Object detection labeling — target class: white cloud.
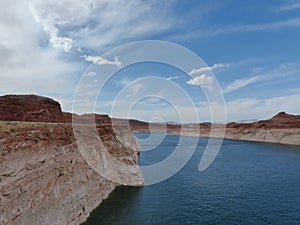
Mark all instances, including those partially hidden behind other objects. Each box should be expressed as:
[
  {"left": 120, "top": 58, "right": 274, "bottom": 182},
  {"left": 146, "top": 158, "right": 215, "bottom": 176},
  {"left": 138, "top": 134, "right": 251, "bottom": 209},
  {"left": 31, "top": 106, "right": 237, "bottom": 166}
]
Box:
[
  {"left": 94, "top": 93, "right": 300, "bottom": 123},
  {"left": 0, "top": 0, "right": 79, "bottom": 97},
  {"left": 29, "top": 4, "right": 73, "bottom": 52},
  {"left": 226, "top": 94, "right": 300, "bottom": 121},
  {"left": 119, "top": 78, "right": 132, "bottom": 86},
  {"left": 223, "top": 62, "right": 300, "bottom": 94},
  {"left": 28, "top": 0, "right": 176, "bottom": 51},
  {"left": 84, "top": 55, "right": 122, "bottom": 67},
  {"left": 84, "top": 71, "right": 96, "bottom": 77},
  {"left": 127, "top": 83, "right": 144, "bottom": 96},
  {"left": 230, "top": 18, "right": 300, "bottom": 32},
  {"left": 166, "top": 75, "right": 180, "bottom": 80},
  {"left": 186, "top": 74, "right": 214, "bottom": 86},
  {"left": 0, "top": 0, "right": 180, "bottom": 111},
  {"left": 189, "top": 63, "right": 228, "bottom": 75},
  {"left": 176, "top": 18, "right": 300, "bottom": 40},
  {"left": 223, "top": 76, "right": 261, "bottom": 93},
  {"left": 42, "top": 23, "right": 73, "bottom": 52},
  {"left": 276, "top": 1, "right": 300, "bottom": 12},
  {"left": 51, "top": 36, "right": 73, "bottom": 52}
]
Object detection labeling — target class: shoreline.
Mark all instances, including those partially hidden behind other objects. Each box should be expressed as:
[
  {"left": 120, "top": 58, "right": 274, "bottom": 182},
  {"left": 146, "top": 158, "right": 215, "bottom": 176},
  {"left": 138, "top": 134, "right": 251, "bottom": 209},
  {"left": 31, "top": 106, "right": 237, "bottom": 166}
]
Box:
[{"left": 134, "top": 128, "right": 300, "bottom": 146}]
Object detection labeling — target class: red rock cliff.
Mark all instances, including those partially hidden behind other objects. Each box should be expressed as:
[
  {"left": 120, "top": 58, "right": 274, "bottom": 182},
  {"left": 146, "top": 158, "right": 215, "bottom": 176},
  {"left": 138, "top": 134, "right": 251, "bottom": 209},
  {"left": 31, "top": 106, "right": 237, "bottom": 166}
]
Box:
[
  {"left": 0, "top": 95, "right": 63, "bottom": 123},
  {"left": 0, "top": 94, "right": 143, "bottom": 225}
]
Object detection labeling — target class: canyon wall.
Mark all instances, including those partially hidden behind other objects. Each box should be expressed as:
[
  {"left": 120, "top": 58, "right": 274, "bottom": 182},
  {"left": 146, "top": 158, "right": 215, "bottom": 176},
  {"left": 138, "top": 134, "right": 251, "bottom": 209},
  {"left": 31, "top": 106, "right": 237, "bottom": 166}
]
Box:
[{"left": 0, "top": 95, "right": 143, "bottom": 225}]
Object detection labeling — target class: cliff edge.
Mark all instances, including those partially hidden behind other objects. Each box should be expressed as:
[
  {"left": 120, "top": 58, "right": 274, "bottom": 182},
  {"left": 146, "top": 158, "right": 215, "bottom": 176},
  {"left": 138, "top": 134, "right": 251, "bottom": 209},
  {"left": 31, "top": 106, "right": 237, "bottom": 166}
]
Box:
[{"left": 0, "top": 95, "right": 143, "bottom": 225}]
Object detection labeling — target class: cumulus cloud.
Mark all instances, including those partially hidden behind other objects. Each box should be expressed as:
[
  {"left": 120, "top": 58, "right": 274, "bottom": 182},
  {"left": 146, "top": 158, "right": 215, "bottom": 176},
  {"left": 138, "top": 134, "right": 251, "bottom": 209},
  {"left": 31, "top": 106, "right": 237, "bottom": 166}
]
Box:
[
  {"left": 186, "top": 74, "right": 214, "bottom": 86},
  {"left": 84, "top": 55, "right": 122, "bottom": 67},
  {"left": 189, "top": 63, "right": 228, "bottom": 75}
]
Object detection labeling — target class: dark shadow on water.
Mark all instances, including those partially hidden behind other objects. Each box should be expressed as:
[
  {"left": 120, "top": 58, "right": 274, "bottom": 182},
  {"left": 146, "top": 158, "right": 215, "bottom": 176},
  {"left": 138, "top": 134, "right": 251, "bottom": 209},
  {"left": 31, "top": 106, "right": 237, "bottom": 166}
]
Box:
[{"left": 82, "top": 186, "right": 143, "bottom": 225}]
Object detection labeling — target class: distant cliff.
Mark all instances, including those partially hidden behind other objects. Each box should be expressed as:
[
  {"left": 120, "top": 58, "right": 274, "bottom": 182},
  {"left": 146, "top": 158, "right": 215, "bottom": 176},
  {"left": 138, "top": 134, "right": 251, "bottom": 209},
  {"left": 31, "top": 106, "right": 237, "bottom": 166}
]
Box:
[
  {"left": 217, "top": 112, "right": 300, "bottom": 145},
  {"left": 0, "top": 95, "right": 143, "bottom": 225},
  {"left": 125, "top": 111, "right": 300, "bottom": 146}
]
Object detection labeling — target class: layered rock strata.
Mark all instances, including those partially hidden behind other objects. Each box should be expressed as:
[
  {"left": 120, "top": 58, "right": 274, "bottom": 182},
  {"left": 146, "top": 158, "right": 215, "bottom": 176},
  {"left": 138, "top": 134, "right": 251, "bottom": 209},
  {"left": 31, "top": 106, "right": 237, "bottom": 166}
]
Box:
[{"left": 0, "top": 95, "right": 143, "bottom": 225}]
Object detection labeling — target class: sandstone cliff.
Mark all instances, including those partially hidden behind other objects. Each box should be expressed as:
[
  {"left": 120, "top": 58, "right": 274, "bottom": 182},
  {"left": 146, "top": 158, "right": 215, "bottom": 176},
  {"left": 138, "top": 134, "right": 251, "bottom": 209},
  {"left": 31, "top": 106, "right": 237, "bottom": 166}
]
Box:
[{"left": 0, "top": 95, "right": 143, "bottom": 225}]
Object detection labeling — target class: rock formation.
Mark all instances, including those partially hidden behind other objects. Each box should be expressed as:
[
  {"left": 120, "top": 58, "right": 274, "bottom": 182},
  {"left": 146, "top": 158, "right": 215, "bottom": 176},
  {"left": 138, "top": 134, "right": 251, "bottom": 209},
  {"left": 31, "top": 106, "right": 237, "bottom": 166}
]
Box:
[
  {"left": 0, "top": 95, "right": 143, "bottom": 225},
  {"left": 0, "top": 95, "right": 64, "bottom": 123},
  {"left": 170, "top": 112, "right": 300, "bottom": 145}
]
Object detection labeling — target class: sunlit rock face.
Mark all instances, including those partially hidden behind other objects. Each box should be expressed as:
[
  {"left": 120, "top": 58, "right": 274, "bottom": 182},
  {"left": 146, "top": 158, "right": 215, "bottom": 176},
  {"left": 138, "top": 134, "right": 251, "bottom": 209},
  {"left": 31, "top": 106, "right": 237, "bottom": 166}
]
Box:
[{"left": 0, "top": 95, "right": 143, "bottom": 225}]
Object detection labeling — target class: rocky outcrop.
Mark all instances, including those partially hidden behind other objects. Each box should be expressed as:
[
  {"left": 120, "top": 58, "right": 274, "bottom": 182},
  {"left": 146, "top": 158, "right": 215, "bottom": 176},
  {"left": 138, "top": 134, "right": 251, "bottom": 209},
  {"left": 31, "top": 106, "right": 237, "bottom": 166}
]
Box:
[
  {"left": 0, "top": 95, "right": 64, "bottom": 123},
  {"left": 0, "top": 95, "right": 143, "bottom": 225}
]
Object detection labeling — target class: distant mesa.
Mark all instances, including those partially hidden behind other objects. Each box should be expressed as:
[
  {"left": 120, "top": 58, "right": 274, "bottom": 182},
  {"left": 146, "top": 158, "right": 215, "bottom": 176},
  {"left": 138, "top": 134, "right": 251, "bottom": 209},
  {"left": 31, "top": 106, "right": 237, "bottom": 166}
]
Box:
[
  {"left": 270, "top": 111, "right": 299, "bottom": 121},
  {"left": 227, "top": 111, "right": 300, "bottom": 129}
]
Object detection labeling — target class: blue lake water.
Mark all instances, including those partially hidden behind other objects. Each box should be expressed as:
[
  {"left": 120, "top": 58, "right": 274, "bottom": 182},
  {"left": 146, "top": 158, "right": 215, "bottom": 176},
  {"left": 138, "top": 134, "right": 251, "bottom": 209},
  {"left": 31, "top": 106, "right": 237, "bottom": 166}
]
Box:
[{"left": 83, "top": 134, "right": 300, "bottom": 225}]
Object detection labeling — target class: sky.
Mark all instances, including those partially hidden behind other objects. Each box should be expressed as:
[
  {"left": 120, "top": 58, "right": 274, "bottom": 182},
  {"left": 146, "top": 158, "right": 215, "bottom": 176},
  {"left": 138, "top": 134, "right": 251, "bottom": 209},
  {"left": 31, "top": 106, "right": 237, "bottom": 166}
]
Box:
[{"left": 1, "top": 0, "right": 300, "bottom": 123}]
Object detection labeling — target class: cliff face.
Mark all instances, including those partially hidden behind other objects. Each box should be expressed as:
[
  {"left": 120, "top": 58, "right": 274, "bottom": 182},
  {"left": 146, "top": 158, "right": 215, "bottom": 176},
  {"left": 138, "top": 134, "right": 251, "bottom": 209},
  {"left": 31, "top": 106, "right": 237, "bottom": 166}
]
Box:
[
  {"left": 0, "top": 95, "right": 143, "bottom": 225},
  {"left": 0, "top": 95, "right": 64, "bottom": 123}
]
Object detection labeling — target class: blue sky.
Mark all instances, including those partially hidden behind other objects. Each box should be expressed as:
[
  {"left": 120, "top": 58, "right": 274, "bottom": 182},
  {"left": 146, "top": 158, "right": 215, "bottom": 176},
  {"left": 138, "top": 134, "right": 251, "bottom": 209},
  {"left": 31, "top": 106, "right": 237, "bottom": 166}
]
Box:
[{"left": 1, "top": 0, "right": 300, "bottom": 122}]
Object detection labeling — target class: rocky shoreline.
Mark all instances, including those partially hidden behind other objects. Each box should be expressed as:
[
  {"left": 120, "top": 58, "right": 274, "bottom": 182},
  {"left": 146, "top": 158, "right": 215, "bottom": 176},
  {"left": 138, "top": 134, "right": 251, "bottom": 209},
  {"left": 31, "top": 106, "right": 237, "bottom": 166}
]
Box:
[{"left": 174, "top": 127, "right": 300, "bottom": 146}]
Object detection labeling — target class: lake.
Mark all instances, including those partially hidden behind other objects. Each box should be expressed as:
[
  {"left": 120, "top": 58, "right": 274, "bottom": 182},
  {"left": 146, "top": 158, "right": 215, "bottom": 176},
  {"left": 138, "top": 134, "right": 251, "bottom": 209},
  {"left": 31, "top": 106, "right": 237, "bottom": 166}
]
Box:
[{"left": 83, "top": 134, "right": 300, "bottom": 225}]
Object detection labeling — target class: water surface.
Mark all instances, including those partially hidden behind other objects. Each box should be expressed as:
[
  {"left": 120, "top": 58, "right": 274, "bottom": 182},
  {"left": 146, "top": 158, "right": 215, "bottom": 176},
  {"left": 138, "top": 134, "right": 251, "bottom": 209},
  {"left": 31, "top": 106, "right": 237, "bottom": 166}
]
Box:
[{"left": 83, "top": 134, "right": 300, "bottom": 225}]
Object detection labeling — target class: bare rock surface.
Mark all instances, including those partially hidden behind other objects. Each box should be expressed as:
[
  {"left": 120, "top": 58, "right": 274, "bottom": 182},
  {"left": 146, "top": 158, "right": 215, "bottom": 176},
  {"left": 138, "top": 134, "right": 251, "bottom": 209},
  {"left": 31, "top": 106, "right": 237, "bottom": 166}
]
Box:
[
  {"left": 0, "top": 95, "right": 64, "bottom": 123},
  {"left": 0, "top": 95, "right": 143, "bottom": 225}
]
